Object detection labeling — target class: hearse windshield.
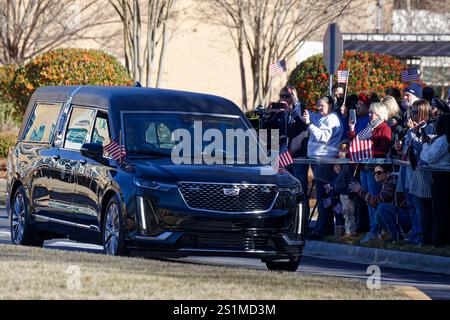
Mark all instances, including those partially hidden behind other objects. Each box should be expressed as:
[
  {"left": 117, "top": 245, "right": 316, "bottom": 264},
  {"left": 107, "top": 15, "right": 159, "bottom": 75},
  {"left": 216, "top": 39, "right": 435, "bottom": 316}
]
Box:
[{"left": 123, "top": 112, "right": 265, "bottom": 164}]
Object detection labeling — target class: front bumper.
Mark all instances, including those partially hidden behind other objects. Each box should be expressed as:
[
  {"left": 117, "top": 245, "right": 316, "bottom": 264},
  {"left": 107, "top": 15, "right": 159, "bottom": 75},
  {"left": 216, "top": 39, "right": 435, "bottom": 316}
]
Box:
[
  {"left": 128, "top": 230, "right": 304, "bottom": 259},
  {"left": 125, "top": 185, "right": 306, "bottom": 258}
]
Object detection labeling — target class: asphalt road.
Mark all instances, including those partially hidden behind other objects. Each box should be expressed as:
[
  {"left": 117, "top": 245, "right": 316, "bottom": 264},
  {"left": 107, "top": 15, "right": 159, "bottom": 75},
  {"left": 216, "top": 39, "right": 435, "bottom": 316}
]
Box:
[{"left": 1, "top": 208, "right": 450, "bottom": 300}]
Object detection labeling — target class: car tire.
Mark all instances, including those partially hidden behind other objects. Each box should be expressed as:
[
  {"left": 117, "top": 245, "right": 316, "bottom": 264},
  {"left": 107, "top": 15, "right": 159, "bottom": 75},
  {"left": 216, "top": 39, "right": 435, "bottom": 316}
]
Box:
[
  {"left": 265, "top": 256, "right": 301, "bottom": 272},
  {"left": 103, "top": 195, "right": 128, "bottom": 256},
  {"left": 10, "top": 186, "right": 44, "bottom": 247}
]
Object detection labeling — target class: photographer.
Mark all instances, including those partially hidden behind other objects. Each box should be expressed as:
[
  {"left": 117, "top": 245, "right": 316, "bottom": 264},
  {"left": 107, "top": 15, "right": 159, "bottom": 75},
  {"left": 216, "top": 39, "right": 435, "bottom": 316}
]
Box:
[{"left": 261, "top": 85, "right": 310, "bottom": 215}]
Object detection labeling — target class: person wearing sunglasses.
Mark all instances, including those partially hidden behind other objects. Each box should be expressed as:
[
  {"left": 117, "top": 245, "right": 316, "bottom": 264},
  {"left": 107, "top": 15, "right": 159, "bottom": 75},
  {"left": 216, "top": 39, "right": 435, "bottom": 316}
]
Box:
[{"left": 349, "top": 165, "right": 409, "bottom": 243}]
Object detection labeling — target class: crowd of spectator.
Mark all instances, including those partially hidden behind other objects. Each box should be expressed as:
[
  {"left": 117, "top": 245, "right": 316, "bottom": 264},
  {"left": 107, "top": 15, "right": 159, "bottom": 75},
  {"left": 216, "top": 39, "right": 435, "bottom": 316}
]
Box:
[{"left": 262, "top": 83, "right": 450, "bottom": 247}]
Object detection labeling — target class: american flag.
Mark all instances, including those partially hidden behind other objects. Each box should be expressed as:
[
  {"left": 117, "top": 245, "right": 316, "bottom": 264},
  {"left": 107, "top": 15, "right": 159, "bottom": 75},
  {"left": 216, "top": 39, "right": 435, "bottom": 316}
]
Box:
[
  {"left": 401, "top": 67, "right": 420, "bottom": 83},
  {"left": 276, "top": 143, "right": 294, "bottom": 169},
  {"left": 269, "top": 59, "right": 287, "bottom": 77},
  {"left": 349, "top": 125, "right": 373, "bottom": 161},
  {"left": 104, "top": 140, "right": 126, "bottom": 162},
  {"left": 337, "top": 70, "right": 349, "bottom": 83}
]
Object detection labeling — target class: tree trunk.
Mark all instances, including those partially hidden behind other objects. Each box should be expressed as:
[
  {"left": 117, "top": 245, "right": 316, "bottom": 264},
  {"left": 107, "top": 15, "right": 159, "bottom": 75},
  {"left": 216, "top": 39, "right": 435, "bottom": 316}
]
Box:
[
  {"left": 237, "top": 32, "right": 248, "bottom": 110},
  {"left": 156, "top": 19, "right": 168, "bottom": 88}
]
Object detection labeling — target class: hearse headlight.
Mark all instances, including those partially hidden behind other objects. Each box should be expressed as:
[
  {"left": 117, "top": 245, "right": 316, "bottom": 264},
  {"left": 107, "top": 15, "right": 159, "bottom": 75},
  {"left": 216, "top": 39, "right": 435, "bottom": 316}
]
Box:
[
  {"left": 278, "top": 185, "right": 302, "bottom": 195},
  {"left": 133, "top": 178, "right": 176, "bottom": 192}
]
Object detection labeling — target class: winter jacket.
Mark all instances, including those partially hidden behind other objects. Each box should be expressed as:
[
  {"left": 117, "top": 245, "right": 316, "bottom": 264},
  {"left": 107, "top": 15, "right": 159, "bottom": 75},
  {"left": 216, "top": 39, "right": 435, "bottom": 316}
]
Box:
[
  {"left": 349, "top": 121, "right": 392, "bottom": 158},
  {"left": 307, "top": 111, "right": 343, "bottom": 158}
]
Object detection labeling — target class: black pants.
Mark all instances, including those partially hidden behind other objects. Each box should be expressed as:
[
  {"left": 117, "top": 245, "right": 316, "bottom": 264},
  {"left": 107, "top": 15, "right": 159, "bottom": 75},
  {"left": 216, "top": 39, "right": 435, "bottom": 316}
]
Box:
[
  {"left": 354, "top": 195, "right": 370, "bottom": 233},
  {"left": 311, "top": 164, "right": 336, "bottom": 238},
  {"left": 431, "top": 172, "right": 450, "bottom": 246},
  {"left": 419, "top": 197, "right": 433, "bottom": 246}
]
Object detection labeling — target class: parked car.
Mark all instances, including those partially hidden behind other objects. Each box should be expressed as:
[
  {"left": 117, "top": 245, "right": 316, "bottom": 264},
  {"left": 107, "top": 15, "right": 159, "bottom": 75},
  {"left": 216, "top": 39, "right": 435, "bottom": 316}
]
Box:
[{"left": 7, "top": 86, "right": 305, "bottom": 271}]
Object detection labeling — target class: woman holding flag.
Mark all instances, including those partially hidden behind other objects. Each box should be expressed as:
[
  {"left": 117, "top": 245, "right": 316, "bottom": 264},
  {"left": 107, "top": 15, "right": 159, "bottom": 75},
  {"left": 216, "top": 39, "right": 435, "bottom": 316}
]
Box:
[{"left": 348, "top": 102, "right": 391, "bottom": 243}]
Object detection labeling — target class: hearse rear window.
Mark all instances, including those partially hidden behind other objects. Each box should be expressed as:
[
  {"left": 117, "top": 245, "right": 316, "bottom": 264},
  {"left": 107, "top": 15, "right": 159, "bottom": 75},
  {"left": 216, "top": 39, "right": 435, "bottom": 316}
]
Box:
[
  {"left": 22, "top": 103, "right": 63, "bottom": 143},
  {"left": 64, "top": 107, "right": 96, "bottom": 150}
]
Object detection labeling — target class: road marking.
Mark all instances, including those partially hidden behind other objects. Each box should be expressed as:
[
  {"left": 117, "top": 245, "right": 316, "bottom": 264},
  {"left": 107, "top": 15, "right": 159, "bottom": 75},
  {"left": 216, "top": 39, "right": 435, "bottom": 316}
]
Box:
[
  {"left": 45, "top": 241, "right": 102, "bottom": 250},
  {"left": 395, "top": 285, "right": 431, "bottom": 300}
]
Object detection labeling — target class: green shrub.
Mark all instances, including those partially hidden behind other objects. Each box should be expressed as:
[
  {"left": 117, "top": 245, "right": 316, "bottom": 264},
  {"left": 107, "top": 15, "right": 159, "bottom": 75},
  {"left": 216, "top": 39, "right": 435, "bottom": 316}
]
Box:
[
  {"left": 288, "top": 50, "right": 408, "bottom": 110},
  {"left": 1, "top": 48, "right": 133, "bottom": 121},
  {"left": 0, "top": 132, "right": 18, "bottom": 158}
]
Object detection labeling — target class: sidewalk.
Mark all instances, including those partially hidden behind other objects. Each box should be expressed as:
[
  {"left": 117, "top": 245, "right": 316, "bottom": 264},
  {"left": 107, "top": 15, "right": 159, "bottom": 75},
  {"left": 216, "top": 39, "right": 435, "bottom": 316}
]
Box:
[
  {"left": 0, "top": 178, "right": 5, "bottom": 206},
  {"left": 304, "top": 240, "right": 450, "bottom": 275}
]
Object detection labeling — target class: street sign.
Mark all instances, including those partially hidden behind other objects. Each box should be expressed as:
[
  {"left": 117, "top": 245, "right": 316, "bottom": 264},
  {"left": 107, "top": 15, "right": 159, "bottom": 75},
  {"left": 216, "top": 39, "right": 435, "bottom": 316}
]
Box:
[
  {"left": 323, "top": 23, "right": 343, "bottom": 74},
  {"left": 323, "top": 23, "right": 343, "bottom": 94}
]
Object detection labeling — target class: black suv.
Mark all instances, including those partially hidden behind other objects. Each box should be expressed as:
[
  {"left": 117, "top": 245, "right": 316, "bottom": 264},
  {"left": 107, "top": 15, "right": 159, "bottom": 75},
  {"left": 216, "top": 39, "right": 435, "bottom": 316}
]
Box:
[{"left": 7, "top": 86, "right": 306, "bottom": 271}]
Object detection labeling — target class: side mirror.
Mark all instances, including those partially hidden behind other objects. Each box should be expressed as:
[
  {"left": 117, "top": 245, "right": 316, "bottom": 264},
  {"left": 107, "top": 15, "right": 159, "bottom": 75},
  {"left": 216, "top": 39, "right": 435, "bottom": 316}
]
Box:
[{"left": 80, "top": 143, "right": 104, "bottom": 161}]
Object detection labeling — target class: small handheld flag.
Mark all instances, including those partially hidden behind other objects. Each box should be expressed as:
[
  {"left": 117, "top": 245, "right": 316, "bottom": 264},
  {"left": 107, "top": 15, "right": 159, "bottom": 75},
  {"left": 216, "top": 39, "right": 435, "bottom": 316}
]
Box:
[
  {"left": 269, "top": 59, "right": 287, "bottom": 77},
  {"left": 349, "top": 125, "right": 373, "bottom": 161},
  {"left": 277, "top": 143, "right": 294, "bottom": 168},
  {"left": 401, "top": 67, "right": 420, "bottom": 83},
  {"left": 104, "top": 140, "right": 126, "bottom": 162},
  {"left": 337, "top": 70, "right": 349, "bottom": 83}
]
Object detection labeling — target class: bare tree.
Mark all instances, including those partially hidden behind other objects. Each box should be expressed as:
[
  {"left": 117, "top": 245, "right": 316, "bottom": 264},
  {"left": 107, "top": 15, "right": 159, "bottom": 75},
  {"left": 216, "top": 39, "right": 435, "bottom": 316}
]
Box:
[
  {"left": 109, "top": 0, "right": 178, "bottom": 87},
  {"left": 203, "top": 0, "right": 353, "bottom": 110},
  {"left": 0, "top": 0, "right": 116, "bottom": 65}
]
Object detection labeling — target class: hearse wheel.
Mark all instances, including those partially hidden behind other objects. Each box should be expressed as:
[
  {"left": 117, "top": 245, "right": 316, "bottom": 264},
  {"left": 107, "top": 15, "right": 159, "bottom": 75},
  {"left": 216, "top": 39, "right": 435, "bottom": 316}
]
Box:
[
  {"left": 264, "top": 256, "right": 301, "bottom": 272},
  {"left": 103, "top": 195, "right": 128, "bottom": 256},
  {"left": 10, "top": 186, "right": 44, "bottom": 247}
]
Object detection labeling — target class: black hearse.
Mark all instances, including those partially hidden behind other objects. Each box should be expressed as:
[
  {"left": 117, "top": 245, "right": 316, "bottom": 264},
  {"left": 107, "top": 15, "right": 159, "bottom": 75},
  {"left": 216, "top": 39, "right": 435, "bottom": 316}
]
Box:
[{"left": 7, "top": 86, "right": 305, "bottom": 271}]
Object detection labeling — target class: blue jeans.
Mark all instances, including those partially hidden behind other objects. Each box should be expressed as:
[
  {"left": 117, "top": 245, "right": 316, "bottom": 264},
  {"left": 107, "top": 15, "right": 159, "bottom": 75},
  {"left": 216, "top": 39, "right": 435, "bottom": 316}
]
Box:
[
  {"left": 288, "top": 163, "right": 310, "bottom": 217},
  {"left": 413, "top": 196, "right": 432, "bottom": 245},
  {"left": 406, "top": 190, "right": 422, "bottom": 242},
  {"left": 377, "top": 203, "right": 411, "bottom": 241},
  {"left": 360, "top": 169, "right": 382, "bottom": 237}
]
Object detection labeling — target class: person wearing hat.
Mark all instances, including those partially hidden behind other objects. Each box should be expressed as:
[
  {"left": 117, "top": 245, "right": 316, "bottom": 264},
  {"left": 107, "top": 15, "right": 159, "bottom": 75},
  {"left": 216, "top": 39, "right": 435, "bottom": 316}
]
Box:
[
  {"left": 403, "top": 83, "right": 422, "bottom": 117},
  {"left": 422, "top": 87, "right": 435, "bottom": 104}
]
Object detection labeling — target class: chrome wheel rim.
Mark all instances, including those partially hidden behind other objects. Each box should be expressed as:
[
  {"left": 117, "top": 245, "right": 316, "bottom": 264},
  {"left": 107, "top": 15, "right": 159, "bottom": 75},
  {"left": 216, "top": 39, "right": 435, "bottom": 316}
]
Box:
[
  {"left": 104, "top": 203, "right": 120, "bottom": 255},
  {"left": 11, "top": 193, "right": 25, "bottom": 244}
]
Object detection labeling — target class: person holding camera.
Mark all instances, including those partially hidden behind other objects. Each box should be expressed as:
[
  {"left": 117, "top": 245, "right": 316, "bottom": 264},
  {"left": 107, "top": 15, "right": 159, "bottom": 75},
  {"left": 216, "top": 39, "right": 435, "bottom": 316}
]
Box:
[
  {"left": 396, "top": 99, "right": 436, "bottom": 245},
  {"left": 262, "top": 85, "right": 310, "bottom": 214},
  {"left": 420, "top": 114, "right": 450, "bottom": 246},
  {"left": 302, "top": 96, "right": 343, "bottom": 240}
]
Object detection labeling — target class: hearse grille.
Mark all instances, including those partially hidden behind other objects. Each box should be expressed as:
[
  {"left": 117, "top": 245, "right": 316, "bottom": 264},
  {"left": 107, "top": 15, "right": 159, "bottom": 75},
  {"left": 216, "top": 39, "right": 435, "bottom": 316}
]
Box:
[
  {"left": 178, "top": 233, "right": 276, "bottom": 251},
  {"left": 178, "top": 183, "right": 277, "bottom": 213}
]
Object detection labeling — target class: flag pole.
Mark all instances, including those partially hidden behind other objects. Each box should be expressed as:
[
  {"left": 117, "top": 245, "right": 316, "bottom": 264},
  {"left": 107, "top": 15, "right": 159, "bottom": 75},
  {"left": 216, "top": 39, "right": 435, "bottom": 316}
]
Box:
[
  {"left": 343, "top": 69, "right": 351, "bottom": 106},
  {"left": 118, "top": 129, "right": 122, "bottom": 164}
]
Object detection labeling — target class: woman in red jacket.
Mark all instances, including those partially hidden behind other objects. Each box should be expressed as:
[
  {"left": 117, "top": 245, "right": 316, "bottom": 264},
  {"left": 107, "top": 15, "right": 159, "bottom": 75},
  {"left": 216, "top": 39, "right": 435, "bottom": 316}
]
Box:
[{"left": 348, "top": 102, "right": 392, "bottom": 243}]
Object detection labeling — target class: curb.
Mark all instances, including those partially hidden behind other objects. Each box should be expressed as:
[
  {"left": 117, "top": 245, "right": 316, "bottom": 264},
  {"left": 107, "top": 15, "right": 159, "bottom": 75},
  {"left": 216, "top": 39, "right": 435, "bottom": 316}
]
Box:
[{"left": 304, "top": 240, "right": 450, "bottom": 275}]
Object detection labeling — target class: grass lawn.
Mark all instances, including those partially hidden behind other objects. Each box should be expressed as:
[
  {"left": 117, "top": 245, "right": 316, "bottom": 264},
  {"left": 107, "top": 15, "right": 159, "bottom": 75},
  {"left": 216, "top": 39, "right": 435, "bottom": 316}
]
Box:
[
  {"left": 0, "top": 243, "right": 410, "bottom": 300},
  {"left": 324, "top": 234, "right": 450, "bottom": 258}
]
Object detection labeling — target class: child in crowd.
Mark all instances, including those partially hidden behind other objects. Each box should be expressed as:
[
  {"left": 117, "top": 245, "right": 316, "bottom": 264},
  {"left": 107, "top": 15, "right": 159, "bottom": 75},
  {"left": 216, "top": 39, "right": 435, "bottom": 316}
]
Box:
[{"left": 321, "top": 142, "right": 357, "bottom": 239}]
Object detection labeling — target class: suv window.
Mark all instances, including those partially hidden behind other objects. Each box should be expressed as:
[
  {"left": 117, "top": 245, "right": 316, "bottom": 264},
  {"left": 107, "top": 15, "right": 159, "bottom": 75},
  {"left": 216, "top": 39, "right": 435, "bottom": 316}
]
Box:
[
  {"left": 91, "top": 112, "right": 111, "bottom": 154},
  {"left": 22, "top": 103, "right": 63, "bottom": 143},
  {"left": 64, "top": 107, "right": 96, "bottom": 150}
]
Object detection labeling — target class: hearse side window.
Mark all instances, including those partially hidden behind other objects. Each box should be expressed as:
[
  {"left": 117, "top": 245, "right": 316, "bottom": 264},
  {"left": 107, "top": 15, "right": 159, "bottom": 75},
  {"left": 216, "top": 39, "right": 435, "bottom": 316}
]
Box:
[
  {"left": 64, "top": 107, "right": 96, "bottom": 150},
  {"left": 91, "top": 111, "right": 111, "bottom": 154},
  {"left": 22, "top": 103, "right": 63, "bottom": 143}
]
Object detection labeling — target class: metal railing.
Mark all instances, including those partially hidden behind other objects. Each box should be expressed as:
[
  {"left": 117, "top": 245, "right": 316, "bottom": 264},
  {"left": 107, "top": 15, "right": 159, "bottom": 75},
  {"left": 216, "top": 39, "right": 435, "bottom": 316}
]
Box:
[{"left": 292, "top": 158, "right": 450, "bottom": 172}]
